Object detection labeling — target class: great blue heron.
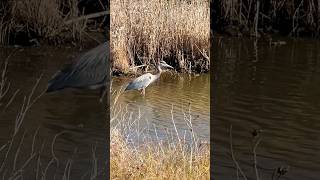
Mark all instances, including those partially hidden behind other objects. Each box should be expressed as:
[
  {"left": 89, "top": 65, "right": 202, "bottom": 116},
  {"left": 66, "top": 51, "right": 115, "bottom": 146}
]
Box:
[
  {"left": 125, "top": 60, "right": 173, "bottom": 96},
  {"left": 46, "top": 42, "right": 109, "bottom": 102}
]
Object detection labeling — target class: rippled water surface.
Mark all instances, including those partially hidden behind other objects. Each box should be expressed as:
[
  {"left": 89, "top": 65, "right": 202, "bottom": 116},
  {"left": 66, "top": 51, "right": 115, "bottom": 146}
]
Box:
[
  {"left": 112, "top": 73, "right": 210, "bottom": 141},
  {"left": 0, "top": 46, "right": 106, "bottom": 179},
  {"left": 0, "top": 45, "right": 210, "bottom": 178},
  {"left": 213, "top": 37, "right": 320, "bottom": 179}
]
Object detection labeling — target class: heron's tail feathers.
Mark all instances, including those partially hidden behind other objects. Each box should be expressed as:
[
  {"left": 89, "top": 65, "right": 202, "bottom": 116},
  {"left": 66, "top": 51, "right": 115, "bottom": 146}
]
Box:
[{"left": 124, "top": 82, "right": 134, "bottom": 91}]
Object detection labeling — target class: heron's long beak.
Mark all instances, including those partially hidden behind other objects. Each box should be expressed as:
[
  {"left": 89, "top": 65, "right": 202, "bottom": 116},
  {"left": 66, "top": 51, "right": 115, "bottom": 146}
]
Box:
[{"left": 163, "top": 64, "right": 174, "bottom": 69}]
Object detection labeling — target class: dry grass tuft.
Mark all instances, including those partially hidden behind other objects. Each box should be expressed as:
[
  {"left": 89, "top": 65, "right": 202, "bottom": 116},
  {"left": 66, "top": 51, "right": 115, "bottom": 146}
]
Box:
[
  {"left": 0, "top": 0, "right": 88, "bottom": 45},
  {"left": 110, "top": 0, "right": 210, "bottom": 73},
  {"left": 111, "top": 129, "right": 210, "bottom": 180},
  {"left": 110, "top": 91, "right": 210, "bottom": 179}
]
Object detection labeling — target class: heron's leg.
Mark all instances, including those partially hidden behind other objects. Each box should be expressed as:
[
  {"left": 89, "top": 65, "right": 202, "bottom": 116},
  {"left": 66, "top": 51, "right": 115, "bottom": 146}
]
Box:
[
  {"left": 142, "top": 88, "right": 145, "bottom": 96},
  {"left": 99, "top": 86, "right": 107, "bottom": 103}
]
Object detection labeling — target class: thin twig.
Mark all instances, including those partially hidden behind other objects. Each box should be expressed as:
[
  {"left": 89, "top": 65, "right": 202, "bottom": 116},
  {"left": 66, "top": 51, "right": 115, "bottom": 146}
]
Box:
[
  {"left": 253, "top": 138, "right": 262, "bottom": 180},
  {"left": 229, "top": 125, "right": 248, "bottom": 180}
]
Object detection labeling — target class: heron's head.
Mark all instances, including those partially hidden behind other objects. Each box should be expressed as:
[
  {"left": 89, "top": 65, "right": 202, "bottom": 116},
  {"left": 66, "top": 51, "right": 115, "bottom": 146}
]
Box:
[{"left": 159, "top": 60, "right": 174, "bottom": 69}]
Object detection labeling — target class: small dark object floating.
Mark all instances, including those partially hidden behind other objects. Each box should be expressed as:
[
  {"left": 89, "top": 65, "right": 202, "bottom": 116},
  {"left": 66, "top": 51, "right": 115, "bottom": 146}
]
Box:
[{"left": 252, "top": 129, "right": 263, "bottom": 137}]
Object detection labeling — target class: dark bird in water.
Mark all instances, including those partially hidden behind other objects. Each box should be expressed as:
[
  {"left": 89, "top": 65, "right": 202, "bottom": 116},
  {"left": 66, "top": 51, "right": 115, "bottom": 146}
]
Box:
[
  {"left": 46, "top": 42, "right": 109, "bottom": 102},
  {"left": 125, "top": 60, "right": 173, "bottom": 96}
]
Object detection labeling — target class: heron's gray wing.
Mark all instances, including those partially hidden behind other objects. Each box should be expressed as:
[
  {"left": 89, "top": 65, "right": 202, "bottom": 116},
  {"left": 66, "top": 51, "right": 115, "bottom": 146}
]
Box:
[
  {"left": 125, "top": 73, "right": 153, "bottom": 90},
  {"left": 47, "top": 42, "right": 109, "bottom": 92}
]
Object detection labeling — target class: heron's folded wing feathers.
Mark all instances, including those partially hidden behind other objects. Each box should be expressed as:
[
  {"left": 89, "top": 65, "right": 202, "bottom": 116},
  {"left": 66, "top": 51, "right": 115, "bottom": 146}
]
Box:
[{"left": 125, "top": 73, "right": 152, "bottom": 90}]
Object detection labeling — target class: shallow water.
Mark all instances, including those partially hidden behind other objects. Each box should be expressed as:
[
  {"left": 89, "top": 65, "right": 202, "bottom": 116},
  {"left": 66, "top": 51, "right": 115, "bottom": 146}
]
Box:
[
  {"left": 213, "top": 37, "right": 320, "bottom": 179},
  {"left": 111, "top": 73, "right": 210, "bottom": 141},
  {"left": 0, "top": 46, "right": 107, "bottom": 179},
  {"left": 0, "top": 45, "right": 210, "bottom": 178}
]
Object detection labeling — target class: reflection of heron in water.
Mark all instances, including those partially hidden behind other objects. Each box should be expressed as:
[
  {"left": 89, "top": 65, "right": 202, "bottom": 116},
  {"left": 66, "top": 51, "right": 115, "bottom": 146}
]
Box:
[
  {"left": 46, "top": 42, "right": 109, "bottom": 102},
  {"left": 125, "top": 60, "right": 174, "bottom": 96}
]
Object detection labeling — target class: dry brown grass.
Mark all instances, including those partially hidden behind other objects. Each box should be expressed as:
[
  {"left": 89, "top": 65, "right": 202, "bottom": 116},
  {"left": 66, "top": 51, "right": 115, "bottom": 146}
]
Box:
[
  {"left": 110, "top": 90, "right": 210, "bottom": 180},
  {"left": 111, "top": 129, "right": 209, "bottom": 180},
  {"left": 0, "top": 0, "right": 88, "bottom": 45},
  {"left": 110, "top": 0, "right": 210, "bottom": 73}
]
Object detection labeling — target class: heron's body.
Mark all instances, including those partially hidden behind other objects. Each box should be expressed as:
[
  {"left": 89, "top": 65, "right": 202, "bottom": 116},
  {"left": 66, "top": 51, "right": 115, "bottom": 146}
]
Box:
[
  {"left": 125, "top": 61, "right": 173, "bottom": 95},
  {"left": 46, "top": 42, "right": 109, "bottom": 102}
]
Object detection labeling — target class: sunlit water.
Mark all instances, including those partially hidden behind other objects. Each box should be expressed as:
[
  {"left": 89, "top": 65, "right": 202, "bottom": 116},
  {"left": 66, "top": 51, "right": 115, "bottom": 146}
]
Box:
[
  {"left": 213, "top": 37, "right": 320, "bottom": 180},
  {"left": 0, "top": 46, "right": 106, "bottom": 179},
  {"left": 111, "top": 73, "right": 210, "bottom": 142},
  {"left": 0, "top": 45, "right": 210, "bottom": 178}
]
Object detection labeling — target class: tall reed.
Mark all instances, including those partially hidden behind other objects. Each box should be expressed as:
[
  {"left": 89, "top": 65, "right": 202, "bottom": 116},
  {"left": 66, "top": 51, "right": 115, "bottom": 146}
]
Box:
[
  {"left": 111, "top": 0, "right": 210, "bottom": 73},
  {"left": 214, "top": 0, "right": 320, "bottom": 37},
  {"left": 0, "top": 0, "right": 89, "bottom": 45}
]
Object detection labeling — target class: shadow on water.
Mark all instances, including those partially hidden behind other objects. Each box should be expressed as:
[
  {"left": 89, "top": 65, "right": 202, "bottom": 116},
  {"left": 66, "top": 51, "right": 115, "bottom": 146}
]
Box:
[
  {"left": 213, "top": 37, "right": 320, "bottom": 180},
  {"left": 0, "top": 46, "right": 106, "bottom": 179}
]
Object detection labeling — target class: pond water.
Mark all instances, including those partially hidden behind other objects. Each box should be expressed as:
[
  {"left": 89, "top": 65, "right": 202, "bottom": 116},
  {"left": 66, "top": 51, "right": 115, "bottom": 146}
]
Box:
[
  {"left": 0, "top": 45, "right": 210, "bottom": 178},
  {"left": 213, "top": 37, "right": 320, "bottom": 180},
  {"left": 0, "top": 46, "right": 107, "bottom": 179},
  {"left": 111, "top": 73, "right": 210, "bottom": 142}
]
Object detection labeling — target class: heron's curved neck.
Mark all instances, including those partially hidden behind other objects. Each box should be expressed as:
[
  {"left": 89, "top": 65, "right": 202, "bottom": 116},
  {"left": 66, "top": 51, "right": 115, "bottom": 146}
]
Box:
[
  {"left": 153, "top": 65, "right": 162, "bottom": 80},
  {"left": 156, "top": 64, "right": 162, "bottom": 73}
]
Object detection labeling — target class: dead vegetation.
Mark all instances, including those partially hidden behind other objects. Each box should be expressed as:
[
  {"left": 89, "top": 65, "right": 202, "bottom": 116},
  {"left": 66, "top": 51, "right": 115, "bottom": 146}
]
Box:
[
  {"left": 229, "top": 125, "right": 290, "bottom": 180},
  {"left": 110, "top": 89, "right": 210, "bottom": 179},
  {"left": 213, "top": 0, "right": 320, "bottom": 37},
  {"left": 110, "top": 0, "right": 210, "bottom": 73},
  {"left": 0, "top": 53, "right": 102, "bottom": 179},
  {"left": 0, "top": 0, "right": 107, "bottom": 45}
]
